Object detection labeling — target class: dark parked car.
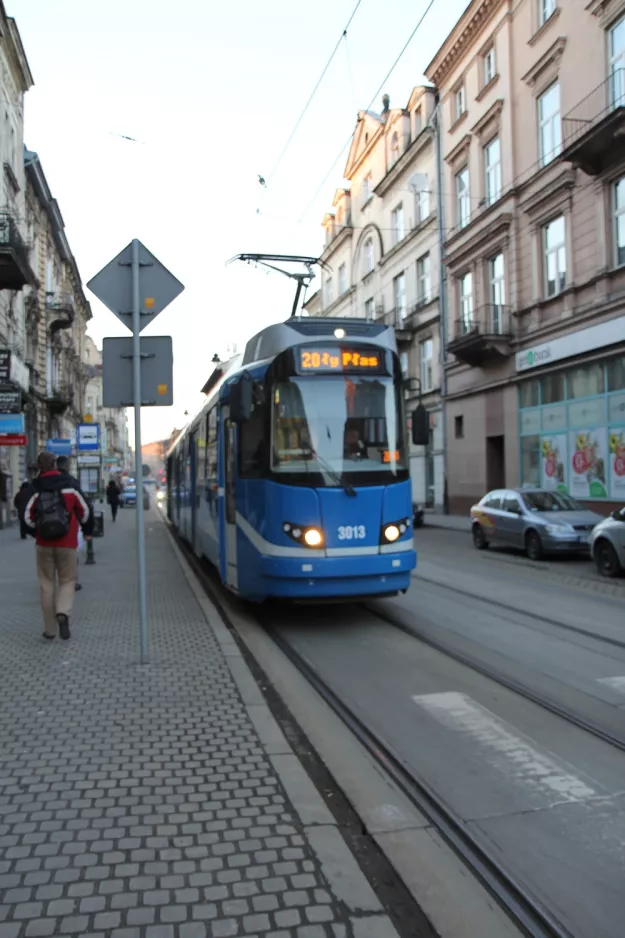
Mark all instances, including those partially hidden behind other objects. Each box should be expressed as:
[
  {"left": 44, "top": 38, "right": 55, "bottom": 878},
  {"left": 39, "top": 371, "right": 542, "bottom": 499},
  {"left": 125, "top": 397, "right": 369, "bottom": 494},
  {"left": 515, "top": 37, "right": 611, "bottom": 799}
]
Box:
[{"left": 470, "top": 488, "right": 604, "bottom": 561}]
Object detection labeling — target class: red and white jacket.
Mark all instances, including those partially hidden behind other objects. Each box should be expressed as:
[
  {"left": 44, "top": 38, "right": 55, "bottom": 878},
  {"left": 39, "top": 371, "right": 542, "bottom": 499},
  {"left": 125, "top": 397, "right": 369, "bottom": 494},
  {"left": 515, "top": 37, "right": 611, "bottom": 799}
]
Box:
[{"left": 24, "top": 471, "right": 94, "bottom": 549}]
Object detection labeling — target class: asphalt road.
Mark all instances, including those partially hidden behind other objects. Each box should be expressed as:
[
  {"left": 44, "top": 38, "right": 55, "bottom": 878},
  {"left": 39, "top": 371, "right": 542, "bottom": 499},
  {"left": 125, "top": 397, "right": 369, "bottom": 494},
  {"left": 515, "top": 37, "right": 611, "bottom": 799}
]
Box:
[{"left": 268, "top": 527, "right": 625, "bottom": 938}]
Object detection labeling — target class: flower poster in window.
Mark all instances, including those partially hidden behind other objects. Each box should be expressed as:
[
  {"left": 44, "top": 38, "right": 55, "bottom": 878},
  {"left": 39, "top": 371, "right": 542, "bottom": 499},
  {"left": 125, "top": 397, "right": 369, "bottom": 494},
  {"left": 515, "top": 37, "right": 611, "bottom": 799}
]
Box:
[
  {"left": 609, "top": 429, "right": 625, "bottom": 500},
  {"left": 540, "top": 435, "right": 567, "bottom": 493},
  {"left": 569, "top": 428, "right": 608, "bottom": 499}
]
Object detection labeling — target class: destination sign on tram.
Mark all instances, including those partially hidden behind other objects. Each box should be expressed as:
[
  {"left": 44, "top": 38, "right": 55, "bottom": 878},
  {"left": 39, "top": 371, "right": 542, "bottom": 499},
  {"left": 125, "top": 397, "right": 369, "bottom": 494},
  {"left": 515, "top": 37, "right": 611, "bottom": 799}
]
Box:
[{"left": 297, "top": 347, "right": 386, "bottom": 374}]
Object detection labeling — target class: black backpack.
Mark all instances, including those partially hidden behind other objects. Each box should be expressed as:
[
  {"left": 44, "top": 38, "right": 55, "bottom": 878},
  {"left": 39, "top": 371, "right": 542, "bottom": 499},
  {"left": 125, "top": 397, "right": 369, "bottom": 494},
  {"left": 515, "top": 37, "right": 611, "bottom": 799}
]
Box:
[{"left": 35, "top": 489, "right": 70, "bottom": 540}]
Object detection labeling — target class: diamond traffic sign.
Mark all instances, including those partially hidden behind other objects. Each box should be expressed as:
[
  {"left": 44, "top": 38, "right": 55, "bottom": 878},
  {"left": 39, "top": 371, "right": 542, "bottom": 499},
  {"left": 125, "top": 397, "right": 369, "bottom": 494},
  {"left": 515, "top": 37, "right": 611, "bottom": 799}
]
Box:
[{"left": 86, "top": 240, "right": 184, "bottom": 333}]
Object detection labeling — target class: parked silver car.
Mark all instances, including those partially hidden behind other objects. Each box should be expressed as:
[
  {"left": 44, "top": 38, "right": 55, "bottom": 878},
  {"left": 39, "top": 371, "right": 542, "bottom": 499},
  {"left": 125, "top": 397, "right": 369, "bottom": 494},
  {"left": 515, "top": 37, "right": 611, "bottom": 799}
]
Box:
[
  {"left": 470, "top": 488, "right": 605, "bottom": 561},
  {"left": 589, "top": 507, "right": 625, "bottom": 577}
]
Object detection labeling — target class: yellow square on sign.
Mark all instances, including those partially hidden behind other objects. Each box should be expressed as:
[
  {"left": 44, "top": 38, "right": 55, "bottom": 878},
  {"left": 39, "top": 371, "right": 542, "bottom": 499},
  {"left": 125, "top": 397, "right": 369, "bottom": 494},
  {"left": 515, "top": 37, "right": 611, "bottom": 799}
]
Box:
[
  {"left": 157, "top": 384, "right": 168, "bottom": 395},
  {"left": 145, "top": 297, "right": 155, "bottom": 309}
]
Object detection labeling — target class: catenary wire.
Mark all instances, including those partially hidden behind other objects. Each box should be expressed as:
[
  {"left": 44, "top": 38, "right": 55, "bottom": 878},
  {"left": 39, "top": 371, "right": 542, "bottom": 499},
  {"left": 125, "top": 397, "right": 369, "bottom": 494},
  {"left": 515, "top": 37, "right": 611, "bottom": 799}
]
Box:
[
  {"left": 294, "top": 0, "right": 441, "bottom": 226},
  {"left": 259, "top": 0, "right": 365, "bottom": 197}
]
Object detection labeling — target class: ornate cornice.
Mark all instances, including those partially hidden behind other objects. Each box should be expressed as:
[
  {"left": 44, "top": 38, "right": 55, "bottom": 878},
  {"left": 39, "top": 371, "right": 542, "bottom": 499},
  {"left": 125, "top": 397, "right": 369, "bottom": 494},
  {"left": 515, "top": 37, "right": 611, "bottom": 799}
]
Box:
[{"left": 425, "top": 0, "right": 508, "bottom": 89}]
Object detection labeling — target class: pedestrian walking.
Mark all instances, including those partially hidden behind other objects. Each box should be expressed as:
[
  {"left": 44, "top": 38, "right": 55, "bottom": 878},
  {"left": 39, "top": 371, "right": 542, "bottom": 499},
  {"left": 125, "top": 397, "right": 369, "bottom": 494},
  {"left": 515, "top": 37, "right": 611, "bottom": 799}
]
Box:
[
  {"left": 56, "top": 456, "right": 86, "bottom": 590},
  {"left": 23, "top": 452, "right": 93, "bottom": 641},
  {"left": 13, "top": 481, "right": 30, "bottom": 539},
  {"left": 106, "top": 478, "right": 121, "bottom": 522}
]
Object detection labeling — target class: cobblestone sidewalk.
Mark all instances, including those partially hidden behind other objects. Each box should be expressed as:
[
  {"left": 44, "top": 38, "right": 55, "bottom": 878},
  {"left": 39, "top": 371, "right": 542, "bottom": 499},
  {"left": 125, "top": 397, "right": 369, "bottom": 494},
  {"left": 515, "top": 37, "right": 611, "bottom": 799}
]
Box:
[{"left": 0, "top": 508, "right": 395, "bottom": 938}]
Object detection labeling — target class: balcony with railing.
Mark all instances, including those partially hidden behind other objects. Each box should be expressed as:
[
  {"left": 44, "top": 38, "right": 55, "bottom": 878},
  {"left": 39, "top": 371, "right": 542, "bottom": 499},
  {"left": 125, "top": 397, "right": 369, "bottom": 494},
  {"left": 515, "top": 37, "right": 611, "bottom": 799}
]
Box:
[
  {"left": 448, "top": 304, "right": 514, "bottom": 365},
  {"left": 0, "top": 211, "right": 36, "bottom": 290},
  {"left": 46, "top": 292, "right": 76, "bottom": 333},
  {"left": 45, "top": 383, "right": 74, "bottom": 415},
  {"left": 561, "top": 70, "right": 625, "bottom": 176},
  {"left": 381, "top": 308, "right": 412, "bottom": 345}
]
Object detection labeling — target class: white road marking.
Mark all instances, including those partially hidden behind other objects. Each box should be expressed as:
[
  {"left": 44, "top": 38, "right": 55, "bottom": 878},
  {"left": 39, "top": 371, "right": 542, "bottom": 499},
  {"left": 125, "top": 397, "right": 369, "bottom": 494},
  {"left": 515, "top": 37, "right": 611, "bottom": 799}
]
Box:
[
  {"left": 598, "top": 676, "right": 625, "bottom": 694},
  {"left": 412, "top": 691, "right": 596, "bottom": 802}
]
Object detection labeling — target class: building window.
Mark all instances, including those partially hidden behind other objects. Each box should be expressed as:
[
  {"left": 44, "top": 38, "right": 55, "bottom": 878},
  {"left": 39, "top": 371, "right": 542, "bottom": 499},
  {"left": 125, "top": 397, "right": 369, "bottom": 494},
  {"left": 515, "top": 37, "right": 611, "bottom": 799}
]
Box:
[
  {"left": 543, "top": 215, "right": 566, "bottom": 297},
  {"left": 538, "top": 0, "right": 556, "bottom": 28},
  {"left": 416, "top": 183, "right": 430, "bottom": 223},
  {"left": 413, "top": 107, "right": 423, "bottom": 138},
  {"left": 489, "top": 253, "right": 506, "bottom": 332},
  {"left": 485, "top": 136, "right": 501, "bottom": 205},
  {"left": 364, "top": 297, "right": 375, "bottom": 319},
  {"left": 390, "top": 132, "right": 400, "bottom": 167},
  {"left": 538, "top": 82, "right": 561, "bottom": 166},
  {"left": 417, "top": 253, "right": 431, "bottom": 303},
  {"left": 393, "top": 272, "right": 406, "bottom": 323},
  {"left": 420, "top": 339, "right": 434, "bottom": 392},
  {"left": 363, "top": 238, "right": 374, "bottom": 277},
  {"left": 455, "top": 415, "right": 464, "bottom": 439},
  {"left": 338, "top": 263, "right": 347, "bottom": 295},
  {"left": 614, "top": 178, "right": 625, "bottom": 266},
  {"left": 484, "top": 47, "right": 496, "bottom": 85},
  {"left": 362, "top": 173, "right": 372, "bottom": 204},
  {"left": 400, "top": 350, "right": 409, "bottom": 378},
  {"left": 455, "top": 85, "right": 466, "bottom": 121},
  {"left": 610, "top": 17, "right": 625, "bottom": 107},
  {"left": 336, "top": 207, "right": 343, "bottom": 226},
  {"left": 456, "top": 167, "right": 470, "bottom": 229},
  {"left": 392, "top": 203, "right": 405, "bottom": 244},
  {"left": 324, "top": 279, "right": 333, "bottom": 308},
  {"left": 459, "top": 272, "right": 474, "bottom": 332}
]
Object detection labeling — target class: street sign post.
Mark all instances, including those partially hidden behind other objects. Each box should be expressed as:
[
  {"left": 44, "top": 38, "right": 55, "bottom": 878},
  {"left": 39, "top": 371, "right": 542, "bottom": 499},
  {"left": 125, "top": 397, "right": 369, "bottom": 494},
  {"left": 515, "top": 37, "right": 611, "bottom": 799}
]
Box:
[
  {"left": 102, "top": 337, "right": 173, "bottom": 408},
  {"left": 0, "top": 434, "right": 26, "bottom": 446},
  {"left": 87, "top": 239, "right": 184, "bottom": 664},
  {"left": 0, "top": 413, "right": 25, "bottom": 435},
  {"left": 46, "top": 438, "right": 72, "bottom": 456},
  {"left": 0, "top": 388, "right": 21, "bottom": 414},
  {"left": 77, "top": 423, "right": 101, "bottom": 451}
]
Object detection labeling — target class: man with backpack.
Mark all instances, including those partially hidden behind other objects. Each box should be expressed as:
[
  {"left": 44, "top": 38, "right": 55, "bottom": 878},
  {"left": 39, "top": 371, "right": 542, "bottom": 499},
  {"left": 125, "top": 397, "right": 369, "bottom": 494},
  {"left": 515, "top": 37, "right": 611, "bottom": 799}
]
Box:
[{"left": 23, "top": 451, "right": 94, "bottom": 641}]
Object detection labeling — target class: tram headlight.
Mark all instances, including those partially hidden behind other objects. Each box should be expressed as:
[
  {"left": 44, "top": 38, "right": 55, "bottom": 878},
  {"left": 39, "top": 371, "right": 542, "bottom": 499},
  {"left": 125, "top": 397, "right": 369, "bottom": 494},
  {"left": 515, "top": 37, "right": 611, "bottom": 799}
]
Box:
[
  {"left": 384, "top": 524, "right": 400, "bottom": 542},
  {"left": 283, "top": 522, "right": 324, "bottom": 548},
  {"left": 382, "top": 518, "right": 411, "bottom": 543},
  {"left": 303, "top": 528, "right": 323, "bottom": 547}
]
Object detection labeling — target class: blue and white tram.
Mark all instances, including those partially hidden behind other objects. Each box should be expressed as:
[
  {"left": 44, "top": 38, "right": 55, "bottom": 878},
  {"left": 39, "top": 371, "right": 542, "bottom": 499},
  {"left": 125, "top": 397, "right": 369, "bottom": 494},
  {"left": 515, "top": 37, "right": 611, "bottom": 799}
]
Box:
[{"left": 167, "top": 316, "right": 428, "bottom": 602}]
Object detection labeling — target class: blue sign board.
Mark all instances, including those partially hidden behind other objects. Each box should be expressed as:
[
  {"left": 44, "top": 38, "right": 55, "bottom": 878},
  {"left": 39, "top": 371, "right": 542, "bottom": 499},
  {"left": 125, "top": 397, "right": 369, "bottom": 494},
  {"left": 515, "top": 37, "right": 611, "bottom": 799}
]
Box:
[
  {"left": 77, "top": 423, "right": 100, "bottom": 452},
  {"left": 0, "top": 413, "right": 25, "bottom": 435},
  {"left": 46, "top": 438, "right": 73, "bottom": 456}
]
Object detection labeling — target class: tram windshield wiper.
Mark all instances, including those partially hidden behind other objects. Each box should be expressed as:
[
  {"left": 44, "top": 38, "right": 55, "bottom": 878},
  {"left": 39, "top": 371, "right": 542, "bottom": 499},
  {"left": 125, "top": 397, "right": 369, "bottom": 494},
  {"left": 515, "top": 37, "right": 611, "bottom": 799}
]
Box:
[{"left": 302, "top": 446, "right": 357, "bottom": 497}]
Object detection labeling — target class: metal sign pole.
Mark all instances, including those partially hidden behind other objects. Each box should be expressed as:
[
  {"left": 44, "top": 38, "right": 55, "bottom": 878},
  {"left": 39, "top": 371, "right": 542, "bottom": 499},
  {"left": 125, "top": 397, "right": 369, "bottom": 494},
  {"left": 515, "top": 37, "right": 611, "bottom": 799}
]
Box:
[{"left": 131, "top": 239, "right": 149, "bottom": 663}]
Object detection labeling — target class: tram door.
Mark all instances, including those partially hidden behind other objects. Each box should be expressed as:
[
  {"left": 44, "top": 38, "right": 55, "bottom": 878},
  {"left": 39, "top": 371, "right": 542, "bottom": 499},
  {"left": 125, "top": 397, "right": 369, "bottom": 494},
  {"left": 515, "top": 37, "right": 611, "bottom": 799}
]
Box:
[{"left": 221, "top": 406, "right": 238, "bottom": 591}]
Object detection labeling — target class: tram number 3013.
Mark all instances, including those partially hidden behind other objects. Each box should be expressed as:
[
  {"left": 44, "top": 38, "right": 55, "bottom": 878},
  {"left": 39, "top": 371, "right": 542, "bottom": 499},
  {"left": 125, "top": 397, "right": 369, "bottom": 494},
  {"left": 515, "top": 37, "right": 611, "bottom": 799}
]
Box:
[{"left": 337, "top": 525, "right": 366, "bottom": 541}]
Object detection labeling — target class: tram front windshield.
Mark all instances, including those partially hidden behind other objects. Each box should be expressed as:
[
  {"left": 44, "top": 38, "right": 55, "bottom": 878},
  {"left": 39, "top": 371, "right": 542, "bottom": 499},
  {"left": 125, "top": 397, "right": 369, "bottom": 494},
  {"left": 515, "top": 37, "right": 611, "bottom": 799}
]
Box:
[{"left": 271, "top": 375, "right": 406, "bottom": 483}]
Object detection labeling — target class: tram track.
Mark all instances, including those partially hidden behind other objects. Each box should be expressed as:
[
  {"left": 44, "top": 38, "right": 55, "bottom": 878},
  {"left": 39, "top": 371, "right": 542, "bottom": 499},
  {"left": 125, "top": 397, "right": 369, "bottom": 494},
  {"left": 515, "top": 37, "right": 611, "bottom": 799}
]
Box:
[
  {"left": 171, "top": 528, "right": 577, "bottom": 938},
  {"left": 258, "top": 614, "right": 576, "bottom": 938},
  {"left": 364, "top": 599, "right": 625, "bottom": 754},
  {"left": 412, "top": 572, "right": 625, "bottom": 652}
]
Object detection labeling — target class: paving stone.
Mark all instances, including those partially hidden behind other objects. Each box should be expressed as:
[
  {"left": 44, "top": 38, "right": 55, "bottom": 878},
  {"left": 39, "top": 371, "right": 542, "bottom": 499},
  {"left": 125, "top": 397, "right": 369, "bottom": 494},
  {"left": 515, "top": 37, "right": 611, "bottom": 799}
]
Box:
[
  {"left": 126, "top": 907, "right": 156, "bottom": 926},
  {"left": 0, "top": 516, "right": 356, "bottom": 938},
  {"left": 24, "top": 921, "right": 56, "bottom": 937}
]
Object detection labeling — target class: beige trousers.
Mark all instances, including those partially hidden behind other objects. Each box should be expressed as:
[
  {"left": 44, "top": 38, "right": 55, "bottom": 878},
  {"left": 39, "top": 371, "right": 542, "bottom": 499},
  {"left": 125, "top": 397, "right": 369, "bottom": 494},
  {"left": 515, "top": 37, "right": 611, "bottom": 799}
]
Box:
[{"left": 36, "top": 546, "right": 78, "bottom": 636}]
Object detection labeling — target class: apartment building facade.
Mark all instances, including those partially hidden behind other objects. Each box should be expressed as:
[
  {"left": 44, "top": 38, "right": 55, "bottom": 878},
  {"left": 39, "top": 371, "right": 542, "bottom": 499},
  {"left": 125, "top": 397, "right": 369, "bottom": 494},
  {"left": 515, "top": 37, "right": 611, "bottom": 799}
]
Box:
[
  {"left": 427, "top": 0, "right": 625, "bottom": 513},
  {"left": 24, "top": 149, "right": 92, "bottom": 466},
  {"left": 0, "top": 5, "right": 34, "bottom": 524},
  {"left": 312, "top": 89, "right": 445, "bottom": 508}
]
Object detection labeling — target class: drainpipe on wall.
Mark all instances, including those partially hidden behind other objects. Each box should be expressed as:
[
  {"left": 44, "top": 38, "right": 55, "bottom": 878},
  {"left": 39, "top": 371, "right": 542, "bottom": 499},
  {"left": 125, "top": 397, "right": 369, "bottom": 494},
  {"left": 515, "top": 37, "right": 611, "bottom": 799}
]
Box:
[{"left": 431, "top": 93, "right": 449, "bottom": 514}]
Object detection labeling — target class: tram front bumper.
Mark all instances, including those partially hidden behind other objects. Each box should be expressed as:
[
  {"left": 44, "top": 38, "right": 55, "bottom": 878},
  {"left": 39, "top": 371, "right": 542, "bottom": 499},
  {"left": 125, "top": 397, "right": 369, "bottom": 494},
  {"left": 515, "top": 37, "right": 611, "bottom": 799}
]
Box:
[{"left": 259, "top": 548, "right": 416, "bottom": 599}]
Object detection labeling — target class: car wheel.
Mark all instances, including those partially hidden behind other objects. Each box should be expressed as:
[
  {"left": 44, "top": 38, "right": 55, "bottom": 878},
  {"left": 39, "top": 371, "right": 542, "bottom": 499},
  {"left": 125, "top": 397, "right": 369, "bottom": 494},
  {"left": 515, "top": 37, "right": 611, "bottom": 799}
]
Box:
[
  {"left": 525, "top": 530, "right": 542, "bottom": 561},
  {"left": 472, "top": 524, "right": 489, "bottom": 550},
  {"left": 594, "top": 539, "right": 622, "bottom": 578}
]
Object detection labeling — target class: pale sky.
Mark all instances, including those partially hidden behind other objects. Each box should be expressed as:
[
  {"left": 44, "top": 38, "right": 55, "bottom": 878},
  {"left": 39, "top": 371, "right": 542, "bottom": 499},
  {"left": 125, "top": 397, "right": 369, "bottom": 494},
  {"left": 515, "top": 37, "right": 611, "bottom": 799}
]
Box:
[{"left": 14, "top": 0, "right": 469, "bottom": 444}]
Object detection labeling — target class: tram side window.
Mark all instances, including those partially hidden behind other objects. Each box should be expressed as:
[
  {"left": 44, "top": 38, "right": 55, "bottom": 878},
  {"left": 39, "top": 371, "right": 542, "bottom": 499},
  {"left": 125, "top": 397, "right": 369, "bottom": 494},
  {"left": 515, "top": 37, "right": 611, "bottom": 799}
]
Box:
[
  {"left": 206, "top": 407, "right": 218, "bottom": 483},
  {"left": 239, "top": 401, "right": 266, "bottom": 478}
]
